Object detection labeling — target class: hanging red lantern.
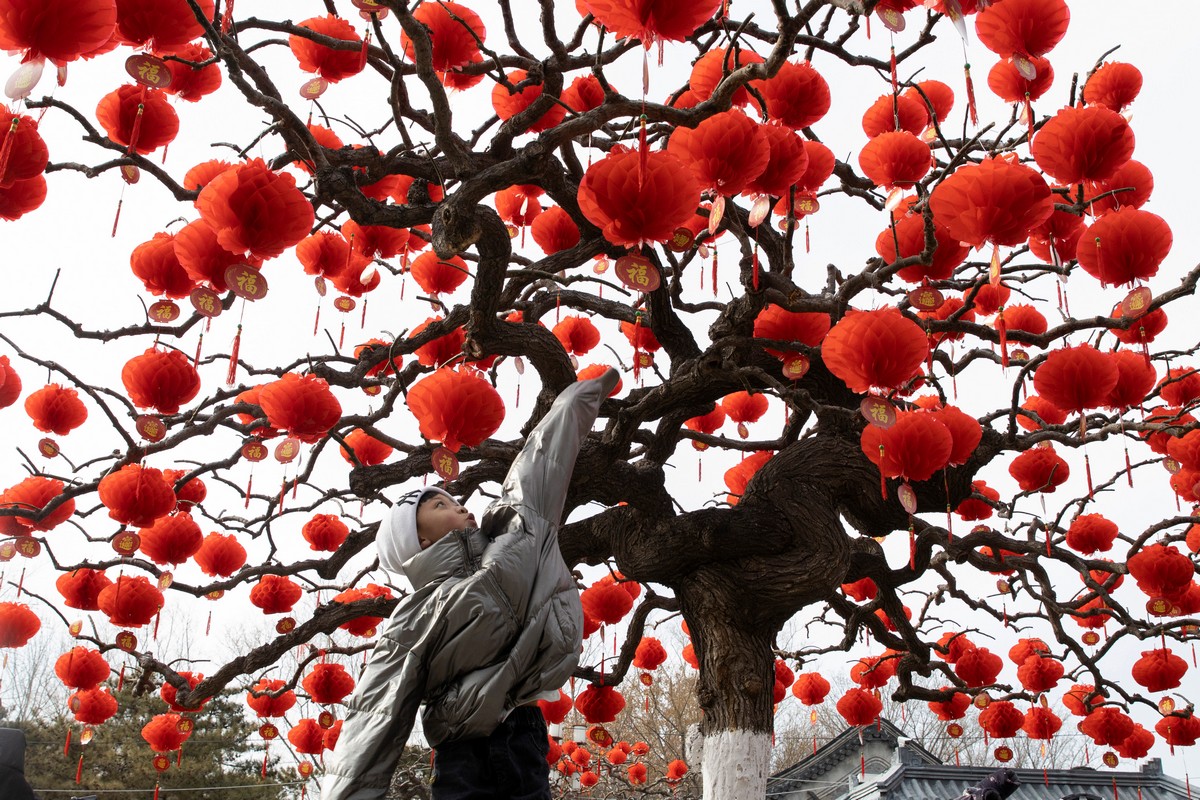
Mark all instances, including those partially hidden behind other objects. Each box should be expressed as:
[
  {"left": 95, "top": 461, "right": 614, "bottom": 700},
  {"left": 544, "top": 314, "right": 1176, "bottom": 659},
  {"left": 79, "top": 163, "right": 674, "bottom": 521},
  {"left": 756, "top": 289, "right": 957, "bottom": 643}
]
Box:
[
  {"left": 759, "top": 60, "right": 831, "bottom": 129},
  {"left": 399, "top": 1, "right": 486, "bottom": 84},
  {"left": 1075, "top": 208, "right": 1172, "bottom": 286},
  {"left": 1128, "top": 652, "right": 1185, "bottom": 695},
  {"left": 160, "top": 671, "right": 205, "bottom": 712},
  {"left": 197, "top": 158, "right": 315, "bottom": 261},
  {"left": 927, "top": 405, "right": 981, "bottom": 467},
  {"left": 1032, "top": 106, "right": 1135, "bottom": 185},
  {"left": 98, "top": 465, "right": 177, "bottom": 527},
  {"left": 161, "top": 469, "right": 205, "bottom": 512},
  {"left": 142, "top": 713, "right": 192, "bottom": 753},
  {"left": 1079, "top": 707, "right": 1136, "bottom": 748},
  {"left": 409, "top": 318, "right": 465, "bottom": 368},
  {"left": 575, "top": 684, "right": 626, "bottom": 724},
  {"left": 875, "top": 199, "right": 968, "bottom": 284},
  {"left": 194, "top": 532, "right": 246, "bottom": 577},
  {"left": 1084, "top": 62, "right": 1142, "bottom": 112},
  {"left": 954, "top": 481, "right": 999, "bottom": 521},
  {"left": 684, "top": 404, "right": 725, "bottom": 441},
  {"left": 742, "top": 123, "right": 810, "bottom": 205},
  {"left": 57, "top": 569, "right": 112, "bottom": 611},
  {"left": 936, "top": 632, "right": 977, "bottom": 664},
  {"left": 491, "top": 69, "right": 566, "bottom": 133},
  {"left": 633, "top": 638, "right": 668, "bottom": 670},
  {"left": 861, "top": 411, "right": 953, "bottom": 484},
  {"left": 339, "top": 429, "right": 392, "bottom": 467},
  {"left": 902, "top": 80, "right": 955, "bottom": 125},
  {"left": 25, "top": 384, "right": 87, "bottom": 435},
  {"left": 1127, "top": 544, "right": 1194, "bottom": 601},
  {"left": 1033, "top": 345, "right": 1119, "bottom": 414},
  {"left": 835, "top": 687, "right": 882, "bottom": 726},
  {"left": 1157, "top": 712, "right": 1200, "bottom": 748},
  {"left": 495, "top": 185, "right": 544, "bottom": 230},
  {"left": 0, "top": 602, "right": 39, "bottom": 647},
  {"left": 131, "top": 231, "right": 196, "bottom": 298},
  {"left": 1063, "top": 684, "right": 1104, "bottom": 716},
  {"left": 162, "top": 43, "right": 221, "bottom": 101},
  {"left": 256, "top": 373, "right": 341, "bottom": 444},
  {"left": 842, "top": 578, "right": 877, "bottom": 602},
  {"left": 116, "top": 0, "right": 214, "bottom": 54},
  {"left": 822, "top": 308, "right": 928, "bottom": 394},
  {"left": 1065, "top": 514, "right": 1118, "bottom": 555},
  {"left": 720, "top": 392, "right": 768, "bottom": 439},
  {"left": 332, "top": 584, "right": 392, "bottom": 636},
  {"left": 407, "top": 368, "right": 505, "bottom": 452},
  {"left": 70, "top": 688, "right": 119, "bottom": 725},
  {"left": 341, "top": 220, "right": 410, "bottom": 260},
  {"left": 580, "top": 580, "right": 633, "bottom": 625},
  {"left": 667, "top": 108, "right": 771, "bottom": 200},
  {"left": 1016, "top": 655, "right": 1063, "bottom": 693},
  {"left": 928, "top": 689, "right": 970, "bottom": 721},
  {"left": 138, "top": 512, "right": 203, "bottom": 566},
  {"left": 296, "top": 231, "right": 371, "bottom": 287},
  {"left": 953, "top": 646, "right": 1001, "bottom": 687},
  {"left": 301, "top": 514, "right": 349, "bottom": 552},
  {"left": 791, "top": 673, "right": 830, "bottom": 705},
  {"left": 929, "top": 157, "right": 1054, "bottom": 248},
  {"left": 688, "top": 47, "right": 765, "bottom": 110},
  {"left": 1008, "top": 446, "right": 1070, "bottom": 493},
  {"left": 1104, "top": 350, "right": 1155, "bottom": 412},
  {"left": 861, "top": 94, "right": 929, "bottom": 138},
  {"left": 1115, "top": 725, "right": 1156, "bottom": 759},
  {"left": 753, "top": 304, "right": 830, "bottom": 365},
  {"left": 1028, "top": 207, "right": 1084, "bottom": 265},
  {"left": 858, "top": 132, "right": 931, "bottom": 191},
  {"left": 563, "top": 75, "right": 605, "bottom": 112},
  {"left": 289, "top": 16, "right": 365, "bottom": 83},
  {"left": 288, "top": 719, "right": 327, "bottom": 755},
  {"left": 531, "top": 206, "right": 581, "bottom": 255},
  {"left": 580, "top": 0, "right": 721, "bottom": 45},
  {"left": 0, "top": 476, "right": 73, "bottom": 534},
  {"left": 0, "top": 113, "right": 48, "bottom": 187},
  {"left": 978, "top": 700, "right": 1024, "bottom": 738},
  {"left": 974, "top": 0, "right": 1069, "bottom": 61},
  {"left": 246, "top": 678, "right": 297, "bottom": 717},
  {"left": 539, "top": 690, "right": 573, "bottom": 724},
  {"left": 1017, "top": 395, "right": 1067, "bottom": 431},
  {"left": 97, "top": 576, "right": 164, "bottom": 627},
  {"left": 183, "top": 159, "right": 234, "bottom": 193},
  {"left": 410, "top": 251, "right": 469, "bottom": 297},
  {"left": 851, "top": 655, "right": 897, "bottom": 689},
  {"left": 95, "top": 85, "right": 179, "bottom": 154},
  {"left": 1007, "top": 637, "right": 1050, "bottom": 664},
  {"left": 0, "top": 175, "right": 46, "bottom": 220},
  {"left": 174, "top": 218, "right": 251, "bottom": 292},
  {"left": 122, "top": 348, "right": 201, "bottom": 414},
  {"left": 0, "top": 356, "right": 20, "bottom": 410},
  {"left": 303, "top": 663, "right": 355, "bottom": 705},
  {"left": 1022, "top": 706, "right": 1063, "bottom": 740},
  {"left": 553, "top": 317, "right": 601, "bottom": 357},
  {"left": 1084, "top": 160, "right": 1154, "bottom": 217},
  {"left": 250, "top": 575, "right": 302, "bottom": 614},
  {"left": 578, "top": 149, "right": 701, "bottom": 248},
  {"left": 0, "top": 0, "right": 117, "bottom": 65},
  {"left": 724, "top": 451, "right": 773, "bottom": 504}
]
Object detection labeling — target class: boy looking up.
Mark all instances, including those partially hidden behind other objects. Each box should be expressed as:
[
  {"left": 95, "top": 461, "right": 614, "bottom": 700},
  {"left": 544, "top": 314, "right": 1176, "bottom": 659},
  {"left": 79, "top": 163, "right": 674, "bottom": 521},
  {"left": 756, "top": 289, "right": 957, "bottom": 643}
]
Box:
[{"left": 323, "top": 368, "right": 618, "bottom": 800}]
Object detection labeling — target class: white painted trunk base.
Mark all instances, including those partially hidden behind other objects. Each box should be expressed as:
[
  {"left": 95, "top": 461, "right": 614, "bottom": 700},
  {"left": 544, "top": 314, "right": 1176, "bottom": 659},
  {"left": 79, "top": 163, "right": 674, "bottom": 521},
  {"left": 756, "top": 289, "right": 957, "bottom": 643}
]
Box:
[{"left": 699, "top": 729, "right": 772, "bottom": 800}]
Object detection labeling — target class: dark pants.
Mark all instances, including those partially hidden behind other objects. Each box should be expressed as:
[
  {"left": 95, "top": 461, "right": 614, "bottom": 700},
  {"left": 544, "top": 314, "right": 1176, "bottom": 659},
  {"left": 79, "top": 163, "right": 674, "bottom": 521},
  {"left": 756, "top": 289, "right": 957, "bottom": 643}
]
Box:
[{"left": 431, "top": 706, "right": 551, "bottom": 800}]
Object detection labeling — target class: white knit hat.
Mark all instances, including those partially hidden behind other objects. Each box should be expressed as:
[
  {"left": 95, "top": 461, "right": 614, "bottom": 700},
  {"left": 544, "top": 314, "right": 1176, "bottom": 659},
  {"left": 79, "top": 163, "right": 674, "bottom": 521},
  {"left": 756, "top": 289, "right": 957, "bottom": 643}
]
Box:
[{"left": 376, "top": 487, "right": 457, "bottom": 576}]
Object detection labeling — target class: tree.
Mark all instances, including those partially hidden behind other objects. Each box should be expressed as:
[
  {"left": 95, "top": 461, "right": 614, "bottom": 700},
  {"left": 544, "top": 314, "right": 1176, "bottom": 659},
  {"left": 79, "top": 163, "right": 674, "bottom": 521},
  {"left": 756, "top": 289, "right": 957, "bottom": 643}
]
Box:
[{"left": 0, "top": 2, "right": 1196, "bottom": 799}]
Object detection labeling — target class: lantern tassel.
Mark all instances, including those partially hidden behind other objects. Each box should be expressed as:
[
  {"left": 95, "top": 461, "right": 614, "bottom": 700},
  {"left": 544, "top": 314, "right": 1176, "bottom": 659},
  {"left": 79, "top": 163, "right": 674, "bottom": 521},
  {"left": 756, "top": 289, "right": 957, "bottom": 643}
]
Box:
[
  {"left": 205, "top": 609, "right": 212, "bottom": 636},
  {"left": 64, "top": 726, "right": 71, "bottom": 756},
  {"left": 712, "top": 247, "right": 719, "bottom": 298},
  {"left": 118, "top": 664, "right": 125, "bottom": 691},
  {"left": 154, "top": 783, "right": 160, "bottom": 800},
  {"left": 908, "top": 522, "right": 915, "bottom": 570},
  {"left": 222, "top": 0, "right": 235, "bottom": 31},
  {"left": 226, "top": 324, "right": 242, "bottom": 386},
  {"left": 313, "top": 302, "right": 320, "bottom": 337},
  {"left": 964, "top": 63, "right": 978, "bottom": 126},
  {"left": 193, "top": 332, "right": 203, "bottom": 366},
  {"left": 76, "top": 753, "right": 84, "bottom": 784},
  {"left": 997, "top": 307, "right": 1009, "bottom": 367},
  {"left": 111, "top": 191, "right": 125, "bottom": 238},
  {"left": 0, "top": 116, "right": 19, "bottom": 184},
  {"left": 638, "top": 112, "right": 648, "bottom": 189},
  {"left": 752, "top": 243, "right": 760, "bottom": 291},
  {"left": 244, "top": 471, "right": 253, "bottom": 509},
  {"left": 889, "top": 45, "right": 897, "bottom": 93}
]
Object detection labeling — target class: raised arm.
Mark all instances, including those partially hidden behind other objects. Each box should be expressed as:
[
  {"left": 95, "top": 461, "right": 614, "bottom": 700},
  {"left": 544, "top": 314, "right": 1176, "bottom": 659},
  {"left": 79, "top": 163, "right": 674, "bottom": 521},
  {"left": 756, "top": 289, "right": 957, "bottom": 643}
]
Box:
[{"left": 482, "top": 369, "right": 618, "bottom": 534}]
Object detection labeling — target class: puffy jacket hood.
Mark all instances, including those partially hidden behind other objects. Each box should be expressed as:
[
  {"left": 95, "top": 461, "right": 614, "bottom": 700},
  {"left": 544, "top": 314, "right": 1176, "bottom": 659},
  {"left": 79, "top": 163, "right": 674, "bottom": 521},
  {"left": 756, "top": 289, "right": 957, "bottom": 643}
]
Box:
[{"left": 376, "top": 487, "right": 457, "bottom": 576}]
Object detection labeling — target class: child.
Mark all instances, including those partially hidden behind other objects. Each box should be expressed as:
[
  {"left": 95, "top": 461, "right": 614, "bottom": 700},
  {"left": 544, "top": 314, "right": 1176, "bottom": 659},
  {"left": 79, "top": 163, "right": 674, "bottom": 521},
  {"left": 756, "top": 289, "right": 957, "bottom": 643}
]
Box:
[{"left": 322, "top": 368, "right": 618, "bottom": 800}]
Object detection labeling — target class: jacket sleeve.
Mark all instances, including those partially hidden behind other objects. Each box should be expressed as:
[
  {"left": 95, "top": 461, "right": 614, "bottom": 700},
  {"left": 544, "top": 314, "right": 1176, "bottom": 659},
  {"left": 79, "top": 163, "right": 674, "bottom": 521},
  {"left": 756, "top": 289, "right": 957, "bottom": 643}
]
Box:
[
  {"left": 319, "top": 593, "right": 443, "bottom": 800},
  {"left": 483, "top": 369, "right": 618, "bottom": 537}
]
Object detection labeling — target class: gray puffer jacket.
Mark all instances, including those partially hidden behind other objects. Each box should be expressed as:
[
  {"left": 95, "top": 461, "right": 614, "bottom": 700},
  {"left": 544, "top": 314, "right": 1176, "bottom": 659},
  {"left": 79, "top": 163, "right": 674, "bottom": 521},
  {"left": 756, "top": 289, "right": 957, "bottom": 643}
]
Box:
[{"left": 321, "top": 370, "right": 618, "bottom": 800}]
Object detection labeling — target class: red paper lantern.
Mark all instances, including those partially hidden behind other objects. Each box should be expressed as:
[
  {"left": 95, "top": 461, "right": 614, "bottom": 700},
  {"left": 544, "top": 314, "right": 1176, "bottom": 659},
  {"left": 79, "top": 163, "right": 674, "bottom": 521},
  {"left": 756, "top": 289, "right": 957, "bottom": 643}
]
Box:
[
  {"left": 1023, "top": 706, "right": 1063, "bottom": 740},
  {"left": 495, "top": 185, "right": 544, "bottom": 229},
  {"left": 0, "top": 355, "right": 20, "bottom": 409},
  {"left": 1033, "top": 345, "right": 1119, "bottom": 413},
  {"left": 161, "top": 468, "right": 206, "bottom": 511},
  {"left": 399, "top": 1, "right": 486, "bottom": 80},
  {"left": 25, "top": 384, "right": 87, "bottom": 435},
  {"left": 667, "top": 108, "right": 770, "bottom": 197},
  {"left": 929, "top": 156, "right": 1054, "bottom": 248},
  {"left": 1116, "top": 725, "right": 1156, "bottom": 759},
  {"left": 667, "top": 760, "right": 688, "bottom": 783},
  {"left": 131, "top": 231, "right": 196, "bottom": 298},
  {"left": 724, "top": 451, "right": 773, "bottom": 504},
  {"left": 955, "top": 481, "right": 999, "bottom": 521},
  {"left": 0, "top": 175, "right": 46, "bottom": 220},
  {"left": 137, "top": 512, "right": 203, "bottom": 566},
  {"left": 0, "top": 113, "right": 47, "bottom": 187},
  {"left": 194, "top": 532, "right": 246, "bottom": 577},
  {"left": 491, "top": 69, "right": 566, "bottom": 133},
  {"left": 97, "top": 576, "right": 164, "bottom": 627},
  {"left": 632, "top": 638, "right": 667, "bottom": 670},
  {"left": 1065, "top": 514, "right": 1118, "bottom": 555},
  {"left": 875, "top": 201, "right": 968, "bottom": 283},
  {"left": 580, "top": 581, "right": 633, "bottom": 626},
  {"left": 1084, "top": 160, "right": 1154, "bottom": 217},
  {"left": 928, "top": 405, "right": 982, "bottom": 467},
  {"left": 407, "top": 368, "right": 505, "bottom": 452},
  {"left": 531, "top": 206, "right": 581, "bottom": 255},
  {"left": 1016, "top": 655, "right": 1063, "bottom": 693},
  {"left": 627, "top": 763, "right": 648, "bottom": 785},
  {"left": 1156, "top": 713, "right": 1200, "bottom": 748},
  {"left": 1080, "top": 707, "right": 1136, "bottom": 747},
  {"left": 1112, "top": 304, "right": 1166, "bottom": 347},
  {"left": 684, "top": 404, "right": 725, "bottom": 437},
  {"left": 1032, "top": 106, "right": 1134, "bottom": 185},
  {"left": 743, "top": 122, "right": 810, "bottom": 200},
  {"left": 250, "top": 575, "right": 302, "bottom": 614},
  {"left": 842, "top": 578, "right": 877, "bottom": 602},
  {"left": 1001, "top": 304, "right": 1048, "bottom": 338},
  {"left": 70, "top": 688, "right": 119, "bottom": 724},
  {"left": 539, "top": 689, "right": 573, "bottom": 724},
  {"left": 160, "top": 671, "right": 205, "bottom": 711},
  {"left": 858, "top": 132, "right": 931, "bottom": 190},
  {"left": 162, "top": 42, "right": 221, "bottom": 101},
  {"left": 256, "top": 373, "right": 342, "bottom": 444},
  {"left": 0, "top": 602, "right": 39, "bottom": 647},
  {"left": 791, "top": 673, "right": 830, "bottom": 705},
  {"left": 303, "top": 663, "right": 355, "bottom": 705},
  {"left": 553, "top": 317, "right": 601, "bottom": 357},
  {"left": 953, "top": 646, "right": 1001, "bottom": 687},
  {"left": 759, "top": 60, "right": 831, "bottom": 130},
  {"left": 122, "top": 348, "right": 201, "bottom": 414},
  {"left": 409, "top": 318, "right": 465, "bottom": 368},
  {"left": 246, "top": 678, "right": 297, "bottom": 717},
  {"left": 1075, "top": 208, "right": 1172, "bottom": 286},
  {"left": 341, "top": 220, "right": 411, "bottom": 260},
  {"left": 861, "top": 411, "right": 953, "bottom": 484},
  {"left": 302, "top": 514, "right": 349, "bottom": 552},
  {"left": 0, "top": 476, "right": 73, "bottom": 534},
  {"left": 95, "top": 86, "right": 179, "bottom": 154},
  {"left": 822, "top": 308, "right": 928, "bottom": 394},
  {"left": 289, "top": 16, "right": 365, "bottom": 82},
  {"left": 0, "top": 0, "right": 116, "bottom": 64},
  {"left": 332, "top": 584, "right": 392, "bottom": 636},
  {"left": 1105, "top": 350, "right": 1156, "bottom": 412},
  {"left": 1008, "top": 446, "right": 1070, "bottom": 493},
  {"left": 1084, "top": 62, "right": 1142, "bottom": 112},
  {"left": 1063, "top": 684, "right": 1103, "bottom": 716},
  {"left": 903, "top": 80, "right": 955, "bottom": 124},
  {"left": 563, "top": 75, "right": 605, "bottom": 112},
  {"left": 288, "top": 719, "right": 327, "bottom": 755},
  {"left": 851, "top": 655, "right": 896, "bottom": 689},
  {"left": 410, "top": 251, "right": 469, "bottom": 296},
  {"left": 1127, "top": 544, "right": 1194, "bottom": 601},
  {"left": 174, "top": 218, "right": 248, "bottom": 292},
  {"left": 581, "top": 0, "right": 721, "bottom": 44},
  {"left": 575, "top": 684, "right": 626, "bottom": 723},
  {"left": 142, "top": 713, "right": 192, "bottom": 753},
  {"left": 975, "top": 0, "right": 1069, "bottom": 59},
  {"left": 721, "top": 392, "right": 768, "bottom": 428},
  {"left": 1128, "top": 652, "right": 1185, "bottom": 695},
  {"left": 936, "top": 632, "right": 977, "bottom": 663},
  {"left": 836, "top": 688, "right": 882, "bottom": 726},
  {"left": 978, "top": 700, "right": 1024, "bottom": 738},
  {"left": 117, "top": 0, "right": 214, "bottom": 54},
  {"left": 861, "top": 93, "right": 929, "bottom": 138},
  {"left": 688, "top": 47, "right": 764, "bottom": 110},
  {"left": 57, "top": 569, "right": 112, "bottom": 611},
  {"left": 577, "top": 149, "right": 701, "bottom": 248},
  {"left": 339, "top": 429, "right": 392, "bottom": 467},
  {"left": 1018, "top": 395, "right": 1067, "bottom": 432},
  {"left": 928, "top": 689, "right": 970, "bottom": 721},
  {"left": 197, "top": 158, "right": 315, "bottom": 261},
  {"left": 98, "top": 465, "right": 177, "bottom": 527},
  {"left": 753, "top": 305, "right": 830, "bottom": 361}
]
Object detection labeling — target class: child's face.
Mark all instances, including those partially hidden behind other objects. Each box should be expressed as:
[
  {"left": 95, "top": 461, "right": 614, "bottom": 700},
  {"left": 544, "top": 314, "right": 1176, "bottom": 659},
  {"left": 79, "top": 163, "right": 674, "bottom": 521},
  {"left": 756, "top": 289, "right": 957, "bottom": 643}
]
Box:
[{"left": 416, "top": 494, "right": 476, "bottom": 549}]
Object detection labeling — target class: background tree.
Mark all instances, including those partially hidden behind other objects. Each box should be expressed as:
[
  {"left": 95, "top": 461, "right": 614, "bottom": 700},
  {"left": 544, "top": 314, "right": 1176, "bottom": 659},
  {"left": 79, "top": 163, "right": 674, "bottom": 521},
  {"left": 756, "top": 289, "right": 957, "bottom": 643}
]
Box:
[{"left": 0, "top": 2, "right": 1196, "bottom": 800}]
